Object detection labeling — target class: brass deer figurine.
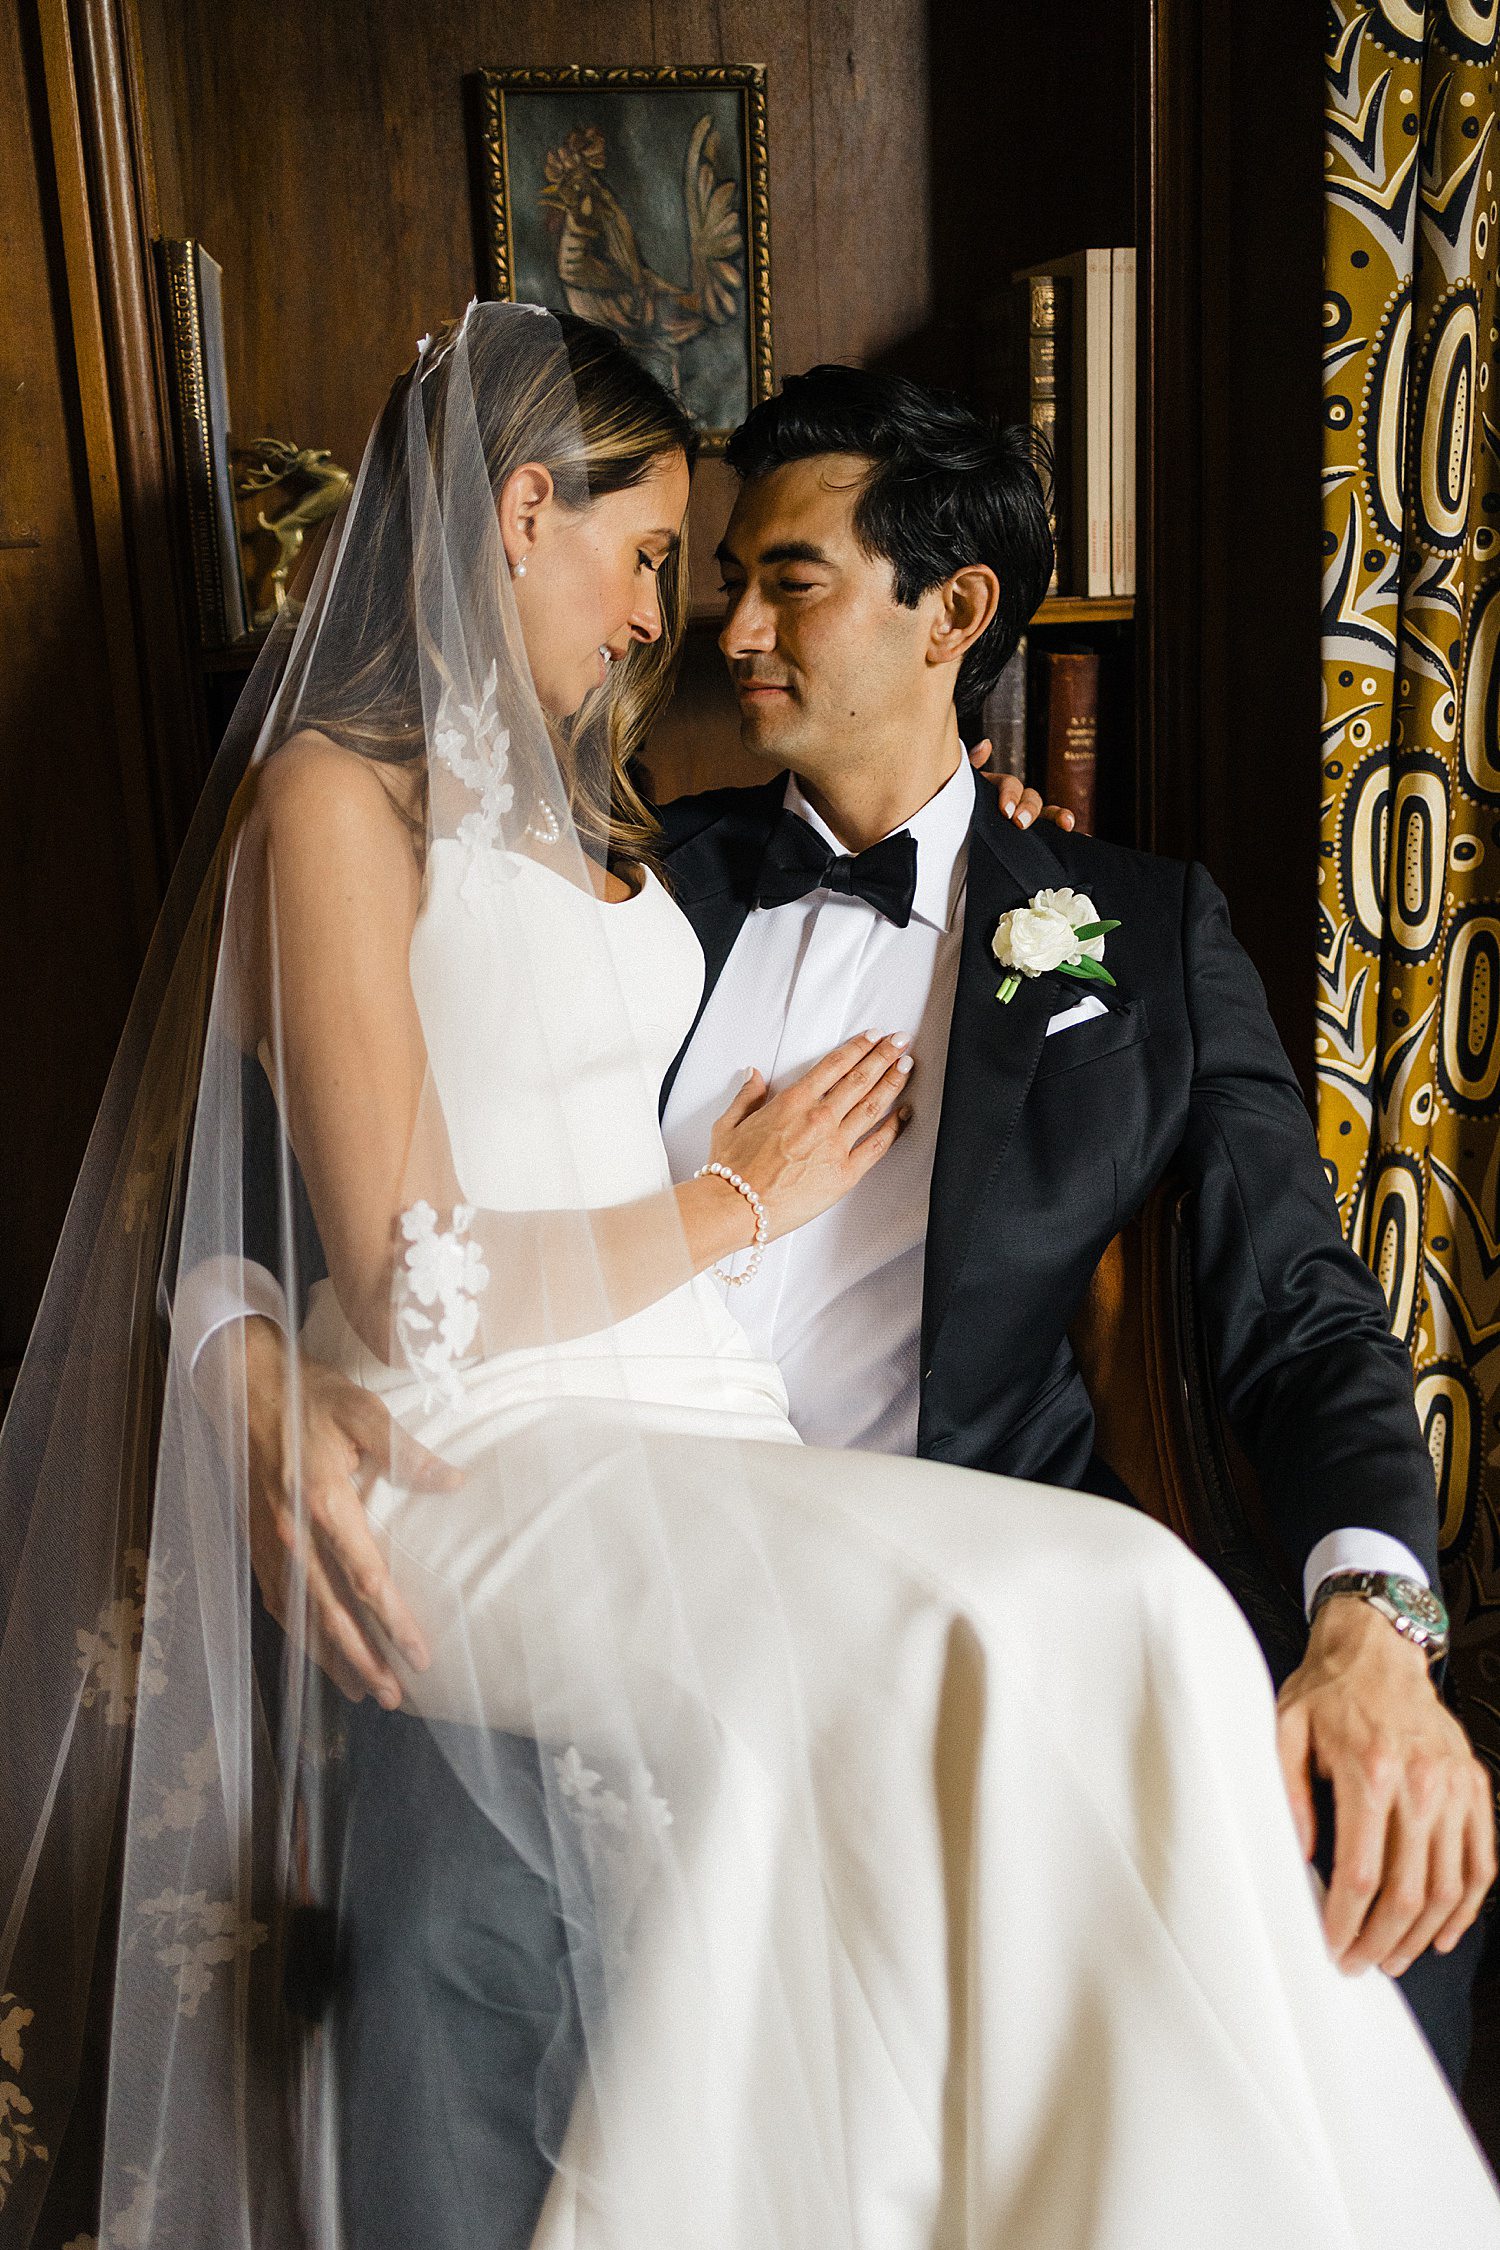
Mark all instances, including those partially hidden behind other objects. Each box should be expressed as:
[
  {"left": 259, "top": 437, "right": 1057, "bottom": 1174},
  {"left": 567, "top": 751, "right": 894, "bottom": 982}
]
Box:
[{"left": 234, "top": 439, "right": 352, "bottom": 627}]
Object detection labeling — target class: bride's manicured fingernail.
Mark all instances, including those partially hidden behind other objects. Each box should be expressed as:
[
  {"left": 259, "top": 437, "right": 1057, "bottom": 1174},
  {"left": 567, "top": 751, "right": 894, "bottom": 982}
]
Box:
[
  {"left": 864, "top": 1028, "right": 885, "bottom": 1043},
  {"left": 890, "top": 1034, "right": 911, "bottom": 1050},
  {"left": 896, "top": 1055, "right": 914, "bottom": 1074}
]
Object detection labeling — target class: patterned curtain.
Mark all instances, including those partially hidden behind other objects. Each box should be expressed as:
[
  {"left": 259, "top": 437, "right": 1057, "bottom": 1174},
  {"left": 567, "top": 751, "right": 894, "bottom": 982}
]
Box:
[{"left": 1319, "top": 1, "right": 1500, "bottom": 1772}]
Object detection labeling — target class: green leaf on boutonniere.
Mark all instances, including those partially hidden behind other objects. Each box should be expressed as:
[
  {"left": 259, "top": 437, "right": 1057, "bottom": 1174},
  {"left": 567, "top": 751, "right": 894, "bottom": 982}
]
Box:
[
  {"left": 1070, "top": 919, "right": 1121, "bottom": 942},
  {"left": 1059, "top": 956, "right": 1117, "bottom": 987}
]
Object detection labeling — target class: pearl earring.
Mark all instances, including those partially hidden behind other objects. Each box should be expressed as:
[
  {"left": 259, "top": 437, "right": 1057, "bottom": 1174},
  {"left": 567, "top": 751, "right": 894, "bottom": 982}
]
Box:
[{"left": 511, "top": 559, "right": 527, "bottom": 580}]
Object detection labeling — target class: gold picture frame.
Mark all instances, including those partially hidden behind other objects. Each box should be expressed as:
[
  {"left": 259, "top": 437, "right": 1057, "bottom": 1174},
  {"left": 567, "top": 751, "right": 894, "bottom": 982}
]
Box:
[
  {"left": 157, "top": 238, "right": 249, "bottom": 647},
  {"left": 474, "top": 64, "right": 773, "bottom": 451}
]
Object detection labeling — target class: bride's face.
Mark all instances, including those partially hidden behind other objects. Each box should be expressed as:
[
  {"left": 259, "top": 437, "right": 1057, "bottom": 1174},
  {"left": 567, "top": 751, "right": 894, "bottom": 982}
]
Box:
[{"left": 500, "top": 451, "right": 691, "bottom": 718}]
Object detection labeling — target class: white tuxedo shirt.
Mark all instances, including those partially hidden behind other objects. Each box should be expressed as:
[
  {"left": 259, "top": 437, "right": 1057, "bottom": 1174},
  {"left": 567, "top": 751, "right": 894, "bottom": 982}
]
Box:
[{"left": 662, "top": 756, "right": 976, "bottom": 1457}]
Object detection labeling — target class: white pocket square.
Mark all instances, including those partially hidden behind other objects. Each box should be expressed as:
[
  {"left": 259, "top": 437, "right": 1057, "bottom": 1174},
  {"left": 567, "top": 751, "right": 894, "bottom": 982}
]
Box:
[{"left": 1044, "top": 994, "right": 1109, "bottom": 1037}]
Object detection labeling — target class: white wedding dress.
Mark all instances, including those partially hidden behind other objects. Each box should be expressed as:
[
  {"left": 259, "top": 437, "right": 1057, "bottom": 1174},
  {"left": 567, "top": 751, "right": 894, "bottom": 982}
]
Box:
[{"left": 301, "top": 841, "right": 1500, "bottom": 2248}]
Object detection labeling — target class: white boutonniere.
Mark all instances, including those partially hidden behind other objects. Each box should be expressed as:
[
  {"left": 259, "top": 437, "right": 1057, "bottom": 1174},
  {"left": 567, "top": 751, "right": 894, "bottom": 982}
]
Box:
[{"left": 991, "top": 887, "right": 1121, "bottom": 1005}]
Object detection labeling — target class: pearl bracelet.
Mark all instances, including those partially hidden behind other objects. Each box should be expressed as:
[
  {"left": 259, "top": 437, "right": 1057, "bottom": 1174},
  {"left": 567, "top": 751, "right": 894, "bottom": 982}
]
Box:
[{"left": 693, "top": 1161, "right": 770, "bottom": 1286}]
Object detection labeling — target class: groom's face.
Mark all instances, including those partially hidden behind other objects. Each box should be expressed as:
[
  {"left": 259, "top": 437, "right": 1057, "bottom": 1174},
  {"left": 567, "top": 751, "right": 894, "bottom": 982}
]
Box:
[{"left": 716, "top": 455, "right": 935, "bottom": 774}]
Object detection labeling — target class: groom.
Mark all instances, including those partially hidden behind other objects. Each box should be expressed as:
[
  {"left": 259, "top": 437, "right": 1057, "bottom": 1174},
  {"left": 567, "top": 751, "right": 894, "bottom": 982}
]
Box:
[
  {"left": 213, "top": 364, "right": 1492, "bottom": 2234},
  {"left": 652, "top": 368, "right": 1493, "bottom": 2063}
]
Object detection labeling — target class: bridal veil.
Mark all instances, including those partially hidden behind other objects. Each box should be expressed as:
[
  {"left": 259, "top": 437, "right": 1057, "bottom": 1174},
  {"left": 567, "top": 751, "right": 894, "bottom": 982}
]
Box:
[{"left": 0, "top": 304, "right": 858, "bottom": 2247}]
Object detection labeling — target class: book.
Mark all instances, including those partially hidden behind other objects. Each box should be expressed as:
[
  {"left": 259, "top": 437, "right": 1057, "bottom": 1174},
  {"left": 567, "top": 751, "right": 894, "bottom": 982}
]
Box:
[
  {"left": 1020, "top": 275, "right": 1066, "bottom": 595},
  {"left": 978, "top": 636, "right": 1028, "bottom": 782},
  {"left": 156, "top": 238, "right": 247, "bottom": 646},
  {"left": 1110, "top": 249, "right": 1137, "bottom": 597},
  {"left": 1017, "top": 249, "right": 1113, "bottom": 598},
  {"left": 1032, "top": 647, "right": 1101, "bottom": 833},
  {"left": 1123, "top": 251, "right": 1137, "bottom": 594}
]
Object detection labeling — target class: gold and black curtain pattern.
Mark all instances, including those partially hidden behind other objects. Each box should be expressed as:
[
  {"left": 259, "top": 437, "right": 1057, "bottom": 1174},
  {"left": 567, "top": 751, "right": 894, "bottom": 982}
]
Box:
[{"left": 1319, "top": 2, "right": 1500, "bottom": 1766}]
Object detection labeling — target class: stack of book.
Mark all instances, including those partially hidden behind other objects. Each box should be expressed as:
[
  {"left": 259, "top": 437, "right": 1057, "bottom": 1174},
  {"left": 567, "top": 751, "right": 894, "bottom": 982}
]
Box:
[{"left": 1014, "top": 248, "right": 1136, "bottom": 600}]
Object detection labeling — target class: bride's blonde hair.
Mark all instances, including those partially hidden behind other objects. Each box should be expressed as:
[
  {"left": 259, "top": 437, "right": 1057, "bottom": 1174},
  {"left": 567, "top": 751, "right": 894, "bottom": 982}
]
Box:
[{"left": 286, "top": 309, "right": 699, "bottom": 878}]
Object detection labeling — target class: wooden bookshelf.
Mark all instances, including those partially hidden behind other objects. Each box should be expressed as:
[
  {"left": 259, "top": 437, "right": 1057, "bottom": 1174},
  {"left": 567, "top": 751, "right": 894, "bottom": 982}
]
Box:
[
  {"left": 1034, "top": 596, "right": 1134, "bottom": 627},
  {"left": 686, "top": 596, "right": 1135, "bottom": 633}
]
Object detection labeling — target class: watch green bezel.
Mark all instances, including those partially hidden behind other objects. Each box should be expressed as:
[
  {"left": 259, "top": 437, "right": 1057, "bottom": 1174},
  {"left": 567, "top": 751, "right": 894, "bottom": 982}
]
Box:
[{"left": 1312, "top": 1570, "right": 1450, "bottom": 1662}]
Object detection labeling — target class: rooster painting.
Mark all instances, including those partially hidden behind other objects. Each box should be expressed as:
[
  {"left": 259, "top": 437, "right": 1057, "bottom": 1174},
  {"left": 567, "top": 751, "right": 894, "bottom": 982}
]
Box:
[
  {"left": 536, "top": 118, "right": 746, "bottom": 401},
  {"left": 478, "top": 66, "right": 773, "bottom": 442}
]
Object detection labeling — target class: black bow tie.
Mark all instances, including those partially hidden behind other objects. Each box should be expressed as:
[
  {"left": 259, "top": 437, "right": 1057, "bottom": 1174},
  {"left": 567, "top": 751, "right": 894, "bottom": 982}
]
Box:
[{"left": 752, "top": 810, "right": 919, "bottom": 929}]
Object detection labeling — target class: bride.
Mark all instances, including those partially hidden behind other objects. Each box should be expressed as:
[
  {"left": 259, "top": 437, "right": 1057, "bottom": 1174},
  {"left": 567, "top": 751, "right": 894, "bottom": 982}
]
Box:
[{"left": 1, "top": 301, "right": 1496, "bottom": 2250}]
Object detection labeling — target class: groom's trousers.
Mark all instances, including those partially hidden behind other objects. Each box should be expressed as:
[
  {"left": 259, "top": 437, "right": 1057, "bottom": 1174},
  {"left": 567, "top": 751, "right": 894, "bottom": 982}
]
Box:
[{"left": 332, "top": 1701, "right": 580, "bottom": 2250}]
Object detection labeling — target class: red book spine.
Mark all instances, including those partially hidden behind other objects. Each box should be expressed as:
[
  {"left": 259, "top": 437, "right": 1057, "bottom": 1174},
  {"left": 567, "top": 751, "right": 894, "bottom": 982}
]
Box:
[{"left": 1038, "top": 649, "right": 1100, "bottom": 834}]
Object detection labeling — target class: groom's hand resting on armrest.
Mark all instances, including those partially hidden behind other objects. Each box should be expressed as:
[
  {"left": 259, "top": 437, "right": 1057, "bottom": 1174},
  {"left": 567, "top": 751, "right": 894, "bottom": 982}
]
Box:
[
  {"left": 1275, "top": 1597, "right": 1496, "bottom": 1976},
  {"left": 195, "top": 1317, "right": 458, "bottom": 1708}
]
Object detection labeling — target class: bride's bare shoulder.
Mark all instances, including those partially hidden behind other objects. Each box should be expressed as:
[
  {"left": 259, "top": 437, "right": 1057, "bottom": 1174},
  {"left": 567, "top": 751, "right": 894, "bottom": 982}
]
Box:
[
  {"left": 232, "top": 733, "right": 424, "bottom": 1046},
  {"left": 250, "top": 729, "right": 421, "bottom": 871}
]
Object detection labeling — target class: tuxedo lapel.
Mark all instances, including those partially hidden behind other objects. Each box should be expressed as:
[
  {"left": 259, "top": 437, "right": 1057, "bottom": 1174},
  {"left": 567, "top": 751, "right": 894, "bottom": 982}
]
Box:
[
  {"left": 920, "top": 795, "right": 1068, "bottom": 1369},
  {"left": 657, "top": 777, "right": 784, "bottom": 1114}
]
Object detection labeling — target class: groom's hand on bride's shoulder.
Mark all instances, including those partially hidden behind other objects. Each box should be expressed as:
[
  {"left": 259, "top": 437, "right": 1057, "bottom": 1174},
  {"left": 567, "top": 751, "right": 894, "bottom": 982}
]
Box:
[
  {"left": 968, "top": 743, "right": 1076, "bottom": 832},
  {"left": 201, "top": 1315, "right": 458, "bottom": 1709},
  {"left": 1275, "top": 1596, "right": 1496, "bottom": 1978}
]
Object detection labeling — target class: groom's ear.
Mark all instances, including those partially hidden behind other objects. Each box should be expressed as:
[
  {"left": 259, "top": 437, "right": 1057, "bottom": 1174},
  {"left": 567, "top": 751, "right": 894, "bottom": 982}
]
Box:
[{"left": 926, "top": 564, "right": 1000, "bottom": 674}]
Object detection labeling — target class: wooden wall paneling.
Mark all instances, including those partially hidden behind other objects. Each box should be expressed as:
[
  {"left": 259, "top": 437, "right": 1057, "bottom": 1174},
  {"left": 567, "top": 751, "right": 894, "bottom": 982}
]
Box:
[
  {"left": 136, "top": 0, "right": 932, "bottom": 467},
  {"left": 71, "top": 0, "right": 209, "bottom": 865},
  {"left": 0, "top": 0, "right": 155, "bottom": 1392},
  {"left": 34, "top": 0, "right": 160, "bottom": 943},
  {"left": 133, "top": 0, "right": 933, "bottom": 800},
  {"left": 803, "top": 0, "right": 932, "bottom": 366}
]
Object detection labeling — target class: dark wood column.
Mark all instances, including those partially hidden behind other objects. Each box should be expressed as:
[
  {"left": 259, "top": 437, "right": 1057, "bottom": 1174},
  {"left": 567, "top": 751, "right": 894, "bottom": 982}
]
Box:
[
  {"left": 1138, "top": 0, "right": 1322, "bottom": 1084},
  {"left": 70, "top": 0, "right": 207, "bottom": 864},
  {"left": 1, "top": 0, "right": 197, "bottom": 1407}
]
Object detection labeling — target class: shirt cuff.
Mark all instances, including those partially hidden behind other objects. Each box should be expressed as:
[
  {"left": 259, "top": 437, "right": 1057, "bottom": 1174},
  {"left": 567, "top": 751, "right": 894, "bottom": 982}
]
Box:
[
  {"left": 1302, "top": 1528, "right": 1430, "bottom": 1619},
  {"left": 172, "top": 1255, "right": 289, "bottom": 1376}
]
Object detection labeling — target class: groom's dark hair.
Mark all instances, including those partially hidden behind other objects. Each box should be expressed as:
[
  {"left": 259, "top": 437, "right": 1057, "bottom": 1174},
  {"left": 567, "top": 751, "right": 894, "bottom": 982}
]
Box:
[{"left": 724, "top": 364, "right": 1054, "bottom": 705}]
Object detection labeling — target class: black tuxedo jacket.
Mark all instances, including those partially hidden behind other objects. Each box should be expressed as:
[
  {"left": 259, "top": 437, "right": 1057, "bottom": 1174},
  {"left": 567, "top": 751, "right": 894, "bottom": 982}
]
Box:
[{"left": 655, "top": 773, "right": 1441, "bottom": 1590}]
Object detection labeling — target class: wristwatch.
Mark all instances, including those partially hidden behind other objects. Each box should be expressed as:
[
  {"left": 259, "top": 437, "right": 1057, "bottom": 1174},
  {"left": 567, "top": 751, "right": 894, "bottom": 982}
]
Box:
[{"left": 1309, "top": 1570, "right": 1450, "bottom": 1665}]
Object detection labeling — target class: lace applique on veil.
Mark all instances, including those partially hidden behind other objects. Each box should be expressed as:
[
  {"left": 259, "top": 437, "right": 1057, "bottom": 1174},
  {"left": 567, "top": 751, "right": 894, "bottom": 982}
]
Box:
[
  {"left": 432, "top": 662, "right": 515, "bottom": 909},
  {"left": 394, "top": 1201, "right": 490, "bottom": 1406}
]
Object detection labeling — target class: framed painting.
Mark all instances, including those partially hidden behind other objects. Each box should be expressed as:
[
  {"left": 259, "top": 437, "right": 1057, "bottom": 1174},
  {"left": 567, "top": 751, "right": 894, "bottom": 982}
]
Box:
[
  {"left": 157, "top": 238, "right": 249, "bottom": 647},
  {"left": 474, "top": 64, "right": 773, "bottom": 451}
]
